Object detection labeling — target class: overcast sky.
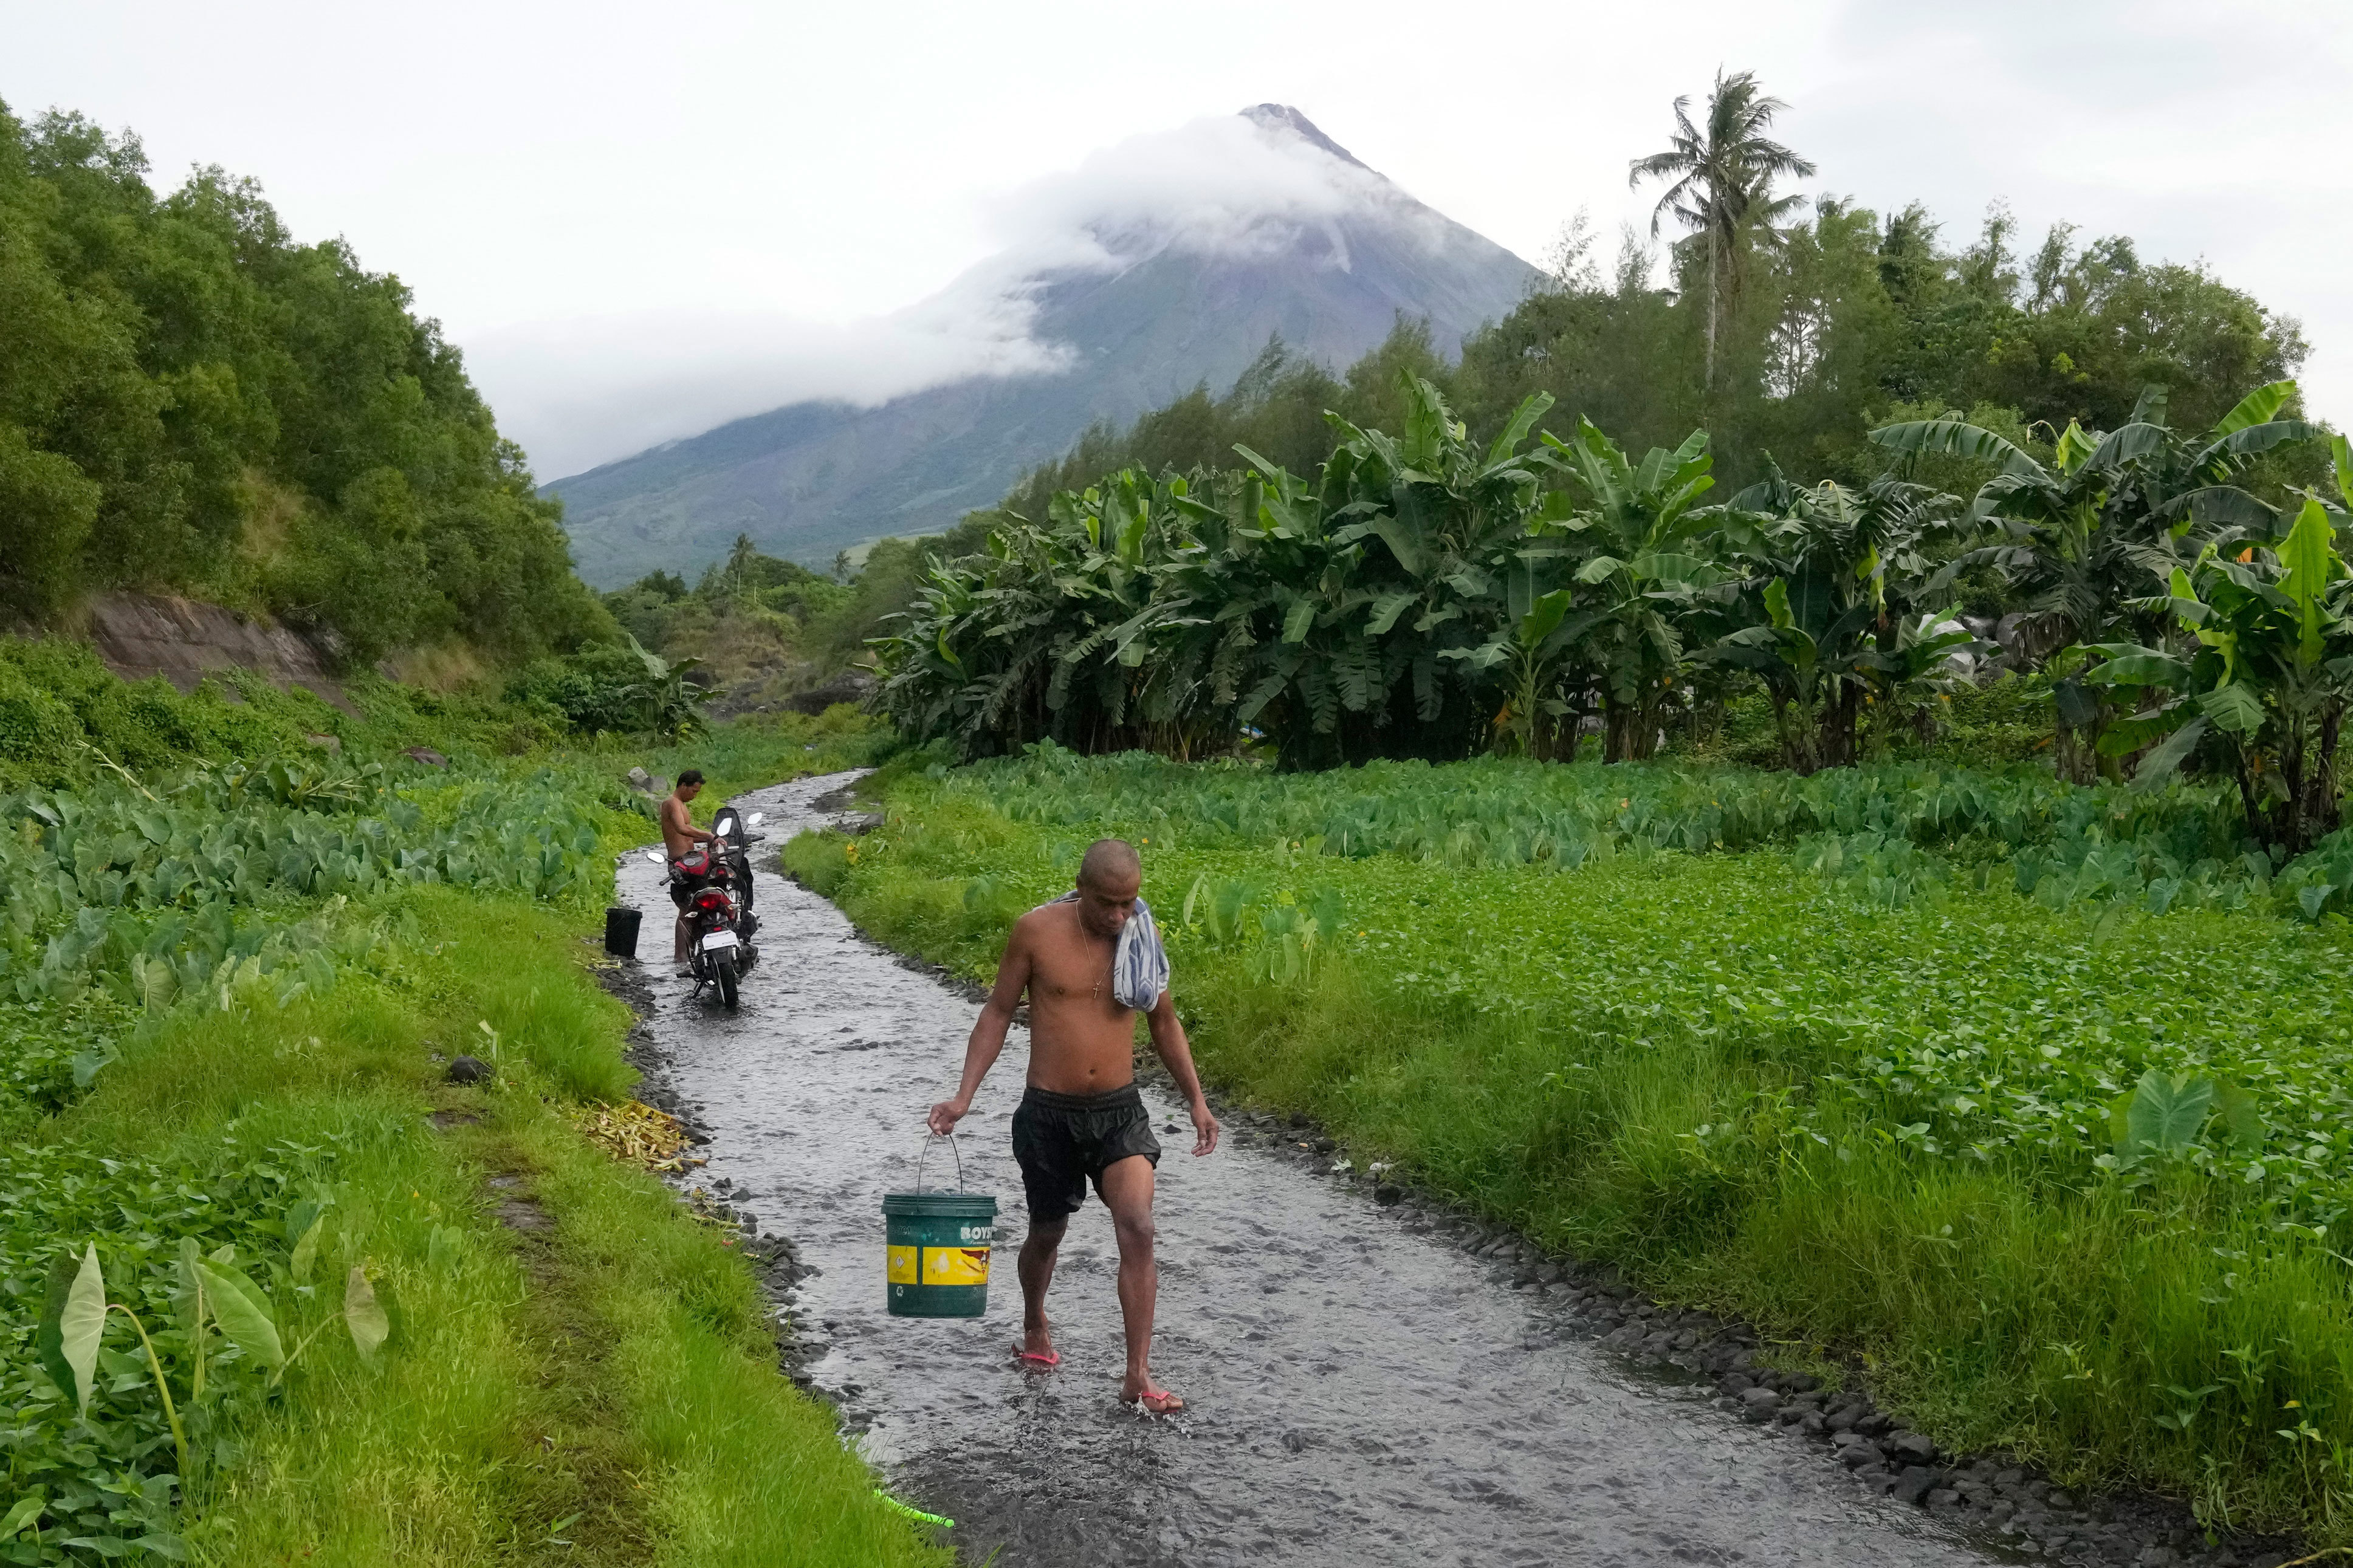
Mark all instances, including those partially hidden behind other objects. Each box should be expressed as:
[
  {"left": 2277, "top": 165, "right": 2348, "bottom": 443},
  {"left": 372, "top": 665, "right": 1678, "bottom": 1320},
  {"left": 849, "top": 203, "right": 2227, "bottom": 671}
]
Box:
[{"left": 7, "top": 0, "right": 2349, "bottom": 481}]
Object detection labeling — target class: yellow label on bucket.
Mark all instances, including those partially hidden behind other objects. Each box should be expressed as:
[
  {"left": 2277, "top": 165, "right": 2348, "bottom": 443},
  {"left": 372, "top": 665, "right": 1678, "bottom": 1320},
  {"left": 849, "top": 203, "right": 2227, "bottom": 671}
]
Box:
[
  {"left": 886, "top": 1245, "right": 919, "bottom": 1284},
  {"left": 921, "top": 1245, "right": 991, "bottom": 1286}
]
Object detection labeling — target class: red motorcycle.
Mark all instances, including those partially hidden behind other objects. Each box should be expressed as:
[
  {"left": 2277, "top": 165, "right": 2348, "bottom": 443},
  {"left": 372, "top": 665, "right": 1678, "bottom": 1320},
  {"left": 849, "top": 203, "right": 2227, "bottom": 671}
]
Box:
[{"left": 642, "top": 807, "right": 763, "bottom": 1006}]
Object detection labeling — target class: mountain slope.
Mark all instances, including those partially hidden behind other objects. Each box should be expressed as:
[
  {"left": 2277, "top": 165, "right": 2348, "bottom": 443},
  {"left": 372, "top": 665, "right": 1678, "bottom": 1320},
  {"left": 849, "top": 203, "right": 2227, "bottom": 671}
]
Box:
[{"left": 550, "top": 106, "right": 1539, "bottom": 585}]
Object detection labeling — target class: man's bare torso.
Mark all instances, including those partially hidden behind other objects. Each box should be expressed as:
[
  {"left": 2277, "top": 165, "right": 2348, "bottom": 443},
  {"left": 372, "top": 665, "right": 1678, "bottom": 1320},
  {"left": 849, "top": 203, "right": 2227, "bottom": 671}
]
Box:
[
  {"left": 1017, "top": 902, "right": 1135, "bottom": 1094},
  {"left": 659, "top": 796, "right": 698, "bottom": 858}
]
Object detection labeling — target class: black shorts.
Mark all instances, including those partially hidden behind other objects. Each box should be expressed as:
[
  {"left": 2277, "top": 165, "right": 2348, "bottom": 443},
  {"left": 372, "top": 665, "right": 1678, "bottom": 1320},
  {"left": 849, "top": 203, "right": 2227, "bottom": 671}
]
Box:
[{"left": 1011, "top": 1084, "right": 1161, "bottom": 1222}]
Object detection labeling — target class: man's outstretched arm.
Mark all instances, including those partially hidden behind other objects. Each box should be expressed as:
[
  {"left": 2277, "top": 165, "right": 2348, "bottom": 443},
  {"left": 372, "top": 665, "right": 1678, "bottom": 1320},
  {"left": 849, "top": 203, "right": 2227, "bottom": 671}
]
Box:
[
  {"left": 1143, "top": 991, "right": 1219, "bottom": 1156},
  {"left": 928, "top": 919, "right": 1031, "bottom": 1134}
]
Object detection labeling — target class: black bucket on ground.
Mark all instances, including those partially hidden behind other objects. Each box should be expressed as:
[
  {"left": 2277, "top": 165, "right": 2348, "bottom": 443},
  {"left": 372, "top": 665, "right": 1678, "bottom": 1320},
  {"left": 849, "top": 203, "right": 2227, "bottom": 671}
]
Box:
[{"left": 604, "top": 906, "right": 642, "bottom": 959}]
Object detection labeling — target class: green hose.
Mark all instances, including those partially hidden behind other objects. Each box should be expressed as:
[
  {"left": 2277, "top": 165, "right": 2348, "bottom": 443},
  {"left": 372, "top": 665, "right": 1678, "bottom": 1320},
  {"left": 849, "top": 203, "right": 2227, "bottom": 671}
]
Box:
[{"left": 873, "top": 1489, "right": 955, "bottom": 1529}]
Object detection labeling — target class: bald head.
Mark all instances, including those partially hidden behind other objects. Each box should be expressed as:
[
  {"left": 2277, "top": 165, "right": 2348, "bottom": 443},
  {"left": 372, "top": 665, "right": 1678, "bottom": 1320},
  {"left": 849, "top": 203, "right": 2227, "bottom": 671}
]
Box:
[{"left": 1078, "top": 838, "right": 1141, "bottom": 894}]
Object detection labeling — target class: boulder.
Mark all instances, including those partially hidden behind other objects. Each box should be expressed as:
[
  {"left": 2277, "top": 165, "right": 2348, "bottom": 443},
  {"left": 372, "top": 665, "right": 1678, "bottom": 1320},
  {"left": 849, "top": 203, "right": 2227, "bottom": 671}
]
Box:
[
  {"left": 404, "top": 745, "right": 449, "bottom": 768},
  {"left": 447, "top": 1054, "right": 493, "bottom": 1084}
]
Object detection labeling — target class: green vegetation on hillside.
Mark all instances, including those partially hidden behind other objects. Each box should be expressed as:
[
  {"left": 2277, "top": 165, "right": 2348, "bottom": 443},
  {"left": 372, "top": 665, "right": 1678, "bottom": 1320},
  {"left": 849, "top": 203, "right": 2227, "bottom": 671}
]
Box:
[
  {"left": 791, "top": 748, "right": 2353, "bottom": 1542},
  {"left": 0, "top": 100, "right": 607, "bottom": 664},
  {"left": 600, "top": 530, "right": 984, "bottom": 704}
]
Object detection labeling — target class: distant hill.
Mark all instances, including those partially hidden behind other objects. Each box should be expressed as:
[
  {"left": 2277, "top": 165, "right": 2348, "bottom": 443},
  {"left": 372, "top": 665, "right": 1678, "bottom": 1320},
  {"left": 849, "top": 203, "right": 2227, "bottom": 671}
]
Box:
[{"left": 549, "top": 106, "right": 1540, "bottom": 586}]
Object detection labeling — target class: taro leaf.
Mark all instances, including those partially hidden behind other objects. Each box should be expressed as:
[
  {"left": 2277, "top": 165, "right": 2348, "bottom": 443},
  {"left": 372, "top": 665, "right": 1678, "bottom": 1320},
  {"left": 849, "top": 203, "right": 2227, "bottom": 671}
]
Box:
[
  {"left": 289, "top": 1209, "right": 326, "bottom": 1286},
  {"left": 2298, "top": 885, "right": 2336, "bottom": 923},
  {"left": 196, "top": 1262, "right": 283, "bottom": 1368},
  {"left": 132, "top": 1535, "right": 189, "bottom": 1561},
  {"left": 35, "top": 1244, "right": 106, "bottom": 1412},
  {"left": 60, "top": 1538, "right": 131, "bottom": 1559},
  {"left": 171, "top": 1238, "right": 205, "bottom": 1335},
  {"left": 1, "top": 1490, "right": 46, "bottom": 1539},
  {"left": 345, "top": 1266, "right": 390, "bottom": 1363},
  {"left": 2123, "top": 1069, "right": 2216, "bottom": 1155},
  {"left": 2214, "top": 1081, "right": 2266, "bottom": 1151}
]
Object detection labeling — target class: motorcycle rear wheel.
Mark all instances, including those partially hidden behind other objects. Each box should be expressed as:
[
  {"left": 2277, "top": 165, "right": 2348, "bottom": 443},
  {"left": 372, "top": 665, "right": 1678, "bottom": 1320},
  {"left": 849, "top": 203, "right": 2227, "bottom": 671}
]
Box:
[{"left": 713, "top": 948, "right": 740, "bottom": 1008}]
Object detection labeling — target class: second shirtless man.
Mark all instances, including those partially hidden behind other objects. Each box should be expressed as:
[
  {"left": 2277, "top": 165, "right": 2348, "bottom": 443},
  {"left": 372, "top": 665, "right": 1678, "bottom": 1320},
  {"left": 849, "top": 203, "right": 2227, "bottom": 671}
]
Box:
[{"left": 927, "top": 838, "right": 1219, "bottom": 1414}]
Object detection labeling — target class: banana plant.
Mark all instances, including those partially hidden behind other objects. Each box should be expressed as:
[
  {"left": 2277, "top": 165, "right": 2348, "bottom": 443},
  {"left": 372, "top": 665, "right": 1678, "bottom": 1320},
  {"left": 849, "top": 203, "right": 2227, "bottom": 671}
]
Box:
[
  {"left": 1870, "top": 380, "right": 2315, "bottom": 780},
  {"left": 1710, "top": 471, "right": 1979, "bottom": 772},
  {"left": 619, "top": 633, "right": 708, "bottom": 738},
  {"left": 1537, "top": 418, "right": 1727, "bottom": 761},
  {"left": 2081, "top": 490, "right": 2353, "bottom": 855}
]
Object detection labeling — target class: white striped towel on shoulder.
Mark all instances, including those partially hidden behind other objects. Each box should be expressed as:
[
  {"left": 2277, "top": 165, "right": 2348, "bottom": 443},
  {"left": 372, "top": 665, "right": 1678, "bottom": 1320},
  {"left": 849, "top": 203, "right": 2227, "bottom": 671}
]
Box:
[{"left": 1043, "top": 892, "right": 1169, "bottom": 1012}]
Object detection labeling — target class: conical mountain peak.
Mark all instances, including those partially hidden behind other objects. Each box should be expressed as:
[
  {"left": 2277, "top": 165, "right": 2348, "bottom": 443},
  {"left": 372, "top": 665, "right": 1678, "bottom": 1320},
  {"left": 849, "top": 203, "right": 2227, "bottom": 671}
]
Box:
[{"left": 1238, "top": 103, "right": 1370, "bottom": 172}]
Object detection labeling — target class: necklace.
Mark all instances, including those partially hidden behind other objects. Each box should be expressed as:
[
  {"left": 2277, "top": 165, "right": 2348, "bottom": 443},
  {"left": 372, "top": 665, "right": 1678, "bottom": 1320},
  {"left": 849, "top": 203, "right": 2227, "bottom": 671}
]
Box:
[{"left": 1088, "top": 925, "right": 1112, "bottom": 1001}]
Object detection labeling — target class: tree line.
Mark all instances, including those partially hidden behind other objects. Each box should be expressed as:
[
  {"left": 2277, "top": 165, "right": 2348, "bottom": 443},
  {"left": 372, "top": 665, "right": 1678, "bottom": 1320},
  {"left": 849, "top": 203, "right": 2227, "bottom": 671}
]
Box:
[
  {"left": 1005, "top": 72, "right": 2311, "bottom": 536},
  {"left": 0, "top": 101, "right": 607, "bottom": 666},
  {"left": 877, "top": 366, "right": 2351, "bottom": 852},
  {"left": 874, "top": 72, "right": 2344, "bottom": 851}
]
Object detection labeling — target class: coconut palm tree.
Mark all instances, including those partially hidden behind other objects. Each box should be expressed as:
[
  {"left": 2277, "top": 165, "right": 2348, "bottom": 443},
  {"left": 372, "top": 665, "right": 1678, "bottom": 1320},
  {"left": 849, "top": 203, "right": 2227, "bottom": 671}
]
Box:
[{"left": 1629, "top": 69, "right": 1816, "bottom": 393}]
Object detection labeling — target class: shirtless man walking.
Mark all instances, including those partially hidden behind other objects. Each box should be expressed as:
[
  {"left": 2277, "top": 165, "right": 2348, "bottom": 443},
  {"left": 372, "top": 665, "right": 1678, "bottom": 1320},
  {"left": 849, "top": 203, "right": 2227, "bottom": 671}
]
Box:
[
  {"left": 658, "top": 769, "right": 716, "bottom": 971},
  {"left": 927, "top": 839, "right": 1219, "bottom": 1414}
]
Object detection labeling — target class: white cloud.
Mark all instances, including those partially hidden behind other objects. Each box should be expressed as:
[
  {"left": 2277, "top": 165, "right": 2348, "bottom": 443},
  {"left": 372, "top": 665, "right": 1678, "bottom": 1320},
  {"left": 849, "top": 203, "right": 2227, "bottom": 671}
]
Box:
[
  {"left": 479, "top": 109, "right": 1409, "bottom": 481},
  {"left": 468, "top": 295, "right": 1069, "bottom": 483},
  {"left": 975, "top": 108, "right": 1422, "bottom": 273}
]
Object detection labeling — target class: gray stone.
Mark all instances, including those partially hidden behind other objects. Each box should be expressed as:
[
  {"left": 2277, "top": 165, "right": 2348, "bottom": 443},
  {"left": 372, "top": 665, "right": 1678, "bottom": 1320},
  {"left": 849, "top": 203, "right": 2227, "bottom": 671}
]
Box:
[
  {"left": 1891, "top": 1466, "right": 1937, "bottom": 1505},
  {"left": 1928, "top": 1488, "right": 1960, "bottom": 1508},
  {"left": 403, "top": 745, "right": 448, "bottom": 767},
  {"left": 1373, "top": 1183, "right": 1404, "bottom": 1206},
  {"left": 1988, "top": 1501, "right": 2016, "bottom": 1525},
  {"left": 1739, "top": 1386, "right": 1782, "bottom": 1418},
  {"left": 447, "top": 1054, "right": 493, "bottom": 1084},
  {"left": 1838, "top": 1442, "right": 1881, "bottom": 1470},
  {"left": 1886, "top": 1430, "right": 1937, "bottom": 1464},
  {"left": 1720, "top": 1372, "right": 1755, "bottom": 1394}
]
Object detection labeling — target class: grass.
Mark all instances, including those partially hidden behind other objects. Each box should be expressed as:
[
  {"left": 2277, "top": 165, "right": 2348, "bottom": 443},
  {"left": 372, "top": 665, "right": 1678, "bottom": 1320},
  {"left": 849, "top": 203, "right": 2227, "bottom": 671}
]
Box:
[
  {"left": 0, "top": 684, "right": 946, "bottom": 1566},
  {"left": 43, "top": 887, "right": 949, "bottom": 1567},
  {"left": 788, "top": 759, "right": 2353, "bottom": 1544}
]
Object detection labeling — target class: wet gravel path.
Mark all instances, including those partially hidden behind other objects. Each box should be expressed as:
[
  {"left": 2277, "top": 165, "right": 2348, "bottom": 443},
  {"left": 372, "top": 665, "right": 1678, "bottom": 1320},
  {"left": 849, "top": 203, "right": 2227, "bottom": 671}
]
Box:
[{"left": 617, "top": 772, "right": 2021, "bottom": 1567}]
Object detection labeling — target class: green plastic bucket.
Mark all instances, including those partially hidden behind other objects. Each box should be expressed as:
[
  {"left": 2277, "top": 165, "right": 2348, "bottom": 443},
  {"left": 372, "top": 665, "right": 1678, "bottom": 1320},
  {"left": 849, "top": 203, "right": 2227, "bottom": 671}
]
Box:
[{"left": 884, "top": 1138, "right": 997, "bottom": 1319}]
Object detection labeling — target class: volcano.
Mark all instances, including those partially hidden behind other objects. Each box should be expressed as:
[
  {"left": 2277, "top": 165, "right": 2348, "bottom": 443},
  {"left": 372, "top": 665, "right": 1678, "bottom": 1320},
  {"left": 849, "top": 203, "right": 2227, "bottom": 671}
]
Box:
[{"left": 547, "top": 106, "right": 1540, "bottom": 586}]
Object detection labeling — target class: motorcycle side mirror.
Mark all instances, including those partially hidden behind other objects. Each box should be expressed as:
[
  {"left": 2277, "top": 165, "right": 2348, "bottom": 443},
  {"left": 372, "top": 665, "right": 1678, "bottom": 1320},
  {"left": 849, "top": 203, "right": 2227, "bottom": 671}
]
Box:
[
  {"left": 713, "top": 821, "right": 731, "bottom": 837},
  {"left": 642, "top": 850, "right": 663, "bottom": 864},
  {"left": 747, "top": 812, "right": 765, "bottom": 826}
]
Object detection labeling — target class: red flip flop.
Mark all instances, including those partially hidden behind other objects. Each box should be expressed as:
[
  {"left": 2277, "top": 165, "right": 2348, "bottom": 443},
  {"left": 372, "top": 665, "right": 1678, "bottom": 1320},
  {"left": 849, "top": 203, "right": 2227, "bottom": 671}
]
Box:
[
  {"left": 1130, "top": 1389, "right": 1184, "bottom": 1416},
  {"left": 1012, "top": 1346, "right": 1060, "bottom": 1368}
]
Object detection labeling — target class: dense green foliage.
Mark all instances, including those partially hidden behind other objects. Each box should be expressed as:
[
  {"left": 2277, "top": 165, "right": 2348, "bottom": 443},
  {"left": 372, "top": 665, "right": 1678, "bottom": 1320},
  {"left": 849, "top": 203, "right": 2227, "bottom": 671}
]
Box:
[
  {"left": 0, "top": 637, "right": 921, "bottom": 1560},
  {"left": 0, "top": 100, "right": 609, "bottom": 663},
  {"left": 794, "top": 751, "right": 2353, "bottom": 1539},
  {"left": 0, "top": 638, "right": 560, "bottom": 792},
  {"left": 879, "top": 369, "right": 2341, "bottom": 857},
  {"left": 602, "top": 529, "right": 988, "bottom": 702}
]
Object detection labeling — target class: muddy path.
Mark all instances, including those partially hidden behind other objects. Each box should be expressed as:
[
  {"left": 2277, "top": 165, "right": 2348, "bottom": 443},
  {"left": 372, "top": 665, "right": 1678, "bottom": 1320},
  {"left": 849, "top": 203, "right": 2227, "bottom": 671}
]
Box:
[{"left": 616, "top": 773, "right": 2022, "bottom": 1567}]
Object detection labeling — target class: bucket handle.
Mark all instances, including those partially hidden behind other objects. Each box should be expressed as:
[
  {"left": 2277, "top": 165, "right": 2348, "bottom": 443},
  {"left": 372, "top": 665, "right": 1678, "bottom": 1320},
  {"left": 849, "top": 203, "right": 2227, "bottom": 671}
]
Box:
[{"left": 914, "top": 1132, "right": 965, "bottom": 1193}]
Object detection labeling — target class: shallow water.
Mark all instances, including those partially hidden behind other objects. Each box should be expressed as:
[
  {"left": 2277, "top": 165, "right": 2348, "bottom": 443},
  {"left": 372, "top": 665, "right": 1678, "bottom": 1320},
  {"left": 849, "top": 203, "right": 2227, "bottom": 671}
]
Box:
[{"left": 617, "top": 772, "right": 2010, "bottom": 1566}]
